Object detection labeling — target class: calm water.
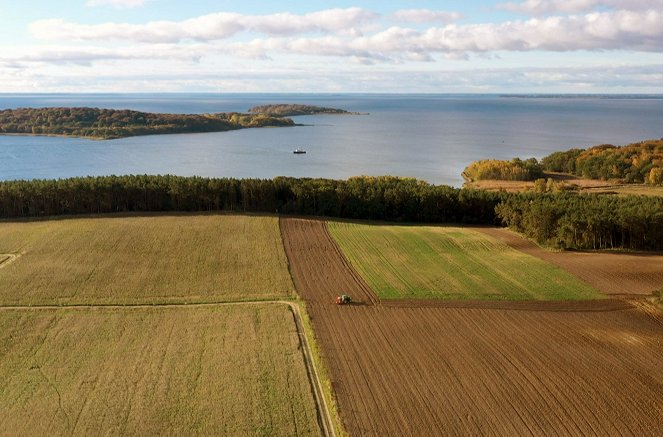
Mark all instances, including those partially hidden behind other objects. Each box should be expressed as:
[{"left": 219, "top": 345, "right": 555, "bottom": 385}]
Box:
[{"left": 1, "top": 93, "right": 662, "bottom": 186}]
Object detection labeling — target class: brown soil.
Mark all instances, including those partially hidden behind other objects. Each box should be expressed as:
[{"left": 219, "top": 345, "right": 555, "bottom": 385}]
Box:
[
  {"left": 477, "top": 227, "right": 663, "bottom": 296},
  {"left": 281, "top": 217, "right": 663, "bottom": 436},
  {"left": 279, "top": 218, "right": 379, "bottom": 306}
]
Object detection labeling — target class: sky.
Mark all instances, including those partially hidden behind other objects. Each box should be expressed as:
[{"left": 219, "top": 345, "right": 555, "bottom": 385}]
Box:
[{"left": 1, "top": 0, "right": 662, "bottom": 93}]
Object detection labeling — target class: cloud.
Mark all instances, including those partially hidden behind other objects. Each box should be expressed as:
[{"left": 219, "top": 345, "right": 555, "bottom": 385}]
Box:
[
  {"left": 393, "top": 9, "right": 463, "bottom": 24},
  {"left": 13, "top": 6, "right": 663, "bottom": 71},
  {"left": 29, "top": 8, "right": 378, "bottom": 43},
  {"left": 0, "top": 44, "right": 212, "bottom": 66},
  {"left": 498, "top": 0, "right": 663, "bottom": 16},
  {"left": 5, "top": 62, "right": 663, "bottom": 93},
  {"left": 86, "top": 0, "right": 148, "bottom": 8},
  {"left": 223, "top": 10, "right": 663, "bottom": 62}
]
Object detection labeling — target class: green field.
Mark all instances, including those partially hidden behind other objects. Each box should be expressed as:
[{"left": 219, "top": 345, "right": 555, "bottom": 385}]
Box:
[
  {"left": 0, "top": 305, "right": 320, "bottom": 436},
  {"left": 0, "top": 214, "right": 295, "bottom": 305},
  {"left": 328, "top": 222, "right": 603, "bottom": 301}
]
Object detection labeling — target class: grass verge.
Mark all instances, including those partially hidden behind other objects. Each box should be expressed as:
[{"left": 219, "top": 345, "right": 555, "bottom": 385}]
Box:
[{"left": 297, "top": 300, "right": 347, "bottom": 437}]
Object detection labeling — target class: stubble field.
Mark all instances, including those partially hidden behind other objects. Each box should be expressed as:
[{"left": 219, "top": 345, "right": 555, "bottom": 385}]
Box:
[
  {"left": 0, "top": 304, "right": 321, "bottom": 436},
  {"left": 0, "top": 214, "right": 329, "bottom": 436},
  {"left": 281, "top": 217, "right": 663, "bottom": 436},
  {"left": 0, "top": 214, "right": 295, "bottom": 305}
]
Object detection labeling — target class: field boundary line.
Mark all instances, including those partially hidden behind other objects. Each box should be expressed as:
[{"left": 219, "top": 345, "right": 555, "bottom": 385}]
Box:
[
  {"left": 0, "top": 299, "right": 336, "bottom": 437},
  {"left": 321, "top": 221, "right": 381, "bottom": 306}
]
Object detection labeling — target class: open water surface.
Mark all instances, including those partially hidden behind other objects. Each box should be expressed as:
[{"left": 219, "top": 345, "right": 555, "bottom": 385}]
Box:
[{"left": 1, "top": 93, "right": 662, "bottom": 186}]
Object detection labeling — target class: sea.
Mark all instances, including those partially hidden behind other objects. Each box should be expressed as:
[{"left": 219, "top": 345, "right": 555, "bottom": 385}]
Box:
[{"left": 1, "top": 93, "right": 662, "bottom": 187}]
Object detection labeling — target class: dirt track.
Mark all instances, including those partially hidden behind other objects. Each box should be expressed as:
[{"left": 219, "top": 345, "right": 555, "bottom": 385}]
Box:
[
  {"left": 281, "top": 217, "right": 663, "bottom": 436},
  {"left": 477, "top": 227, "right": 663, "bottom": 296}
]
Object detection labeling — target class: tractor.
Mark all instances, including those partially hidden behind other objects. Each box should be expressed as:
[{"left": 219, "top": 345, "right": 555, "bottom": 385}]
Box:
[{"left": 335, "top": 294, "right": 352, "bottom": 305}]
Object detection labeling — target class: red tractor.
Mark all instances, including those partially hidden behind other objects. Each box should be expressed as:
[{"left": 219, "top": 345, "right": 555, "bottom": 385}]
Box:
[{"left": 335, "top": 294, "right": 352, "bottom": 305}]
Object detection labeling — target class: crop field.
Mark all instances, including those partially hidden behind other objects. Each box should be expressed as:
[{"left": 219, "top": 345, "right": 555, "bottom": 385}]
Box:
[
  {"left": 478, "top": 227, "right": 663, "bottom": 296},
  {"left": 328, "top": 222, "right": 602, "bottom": 301},
  {"left": 281, "top": 217, "right": 663, "bottom": 436},
  {"left": 0, "top": 214, "right": 295, "bottom": 305},
  {"left": 0, "top": 304, "right": 321, "bottom": 436}
]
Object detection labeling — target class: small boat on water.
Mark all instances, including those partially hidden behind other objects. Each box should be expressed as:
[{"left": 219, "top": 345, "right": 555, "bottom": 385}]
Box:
[{"left": 293, "top": 148, "right": 306, "bottom": 154}]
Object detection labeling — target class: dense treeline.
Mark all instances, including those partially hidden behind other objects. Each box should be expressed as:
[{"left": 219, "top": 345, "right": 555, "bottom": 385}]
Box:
[
  {"left": 0, "top": 175, "right": 502, "bottom": 224},
  {"left": 540, "top": 139, "right": 663, "bottom": 185},
  {"left": 462, "top": 158, "right": 544, "bottom": 182},
  {"left": 0, "top": 175, "right": 660, "bottom": 252},
  {"left": 0, "top": 107, "right": 294, "bottom": 139},
  {"left": 496, "top": 193, "right": 663, "bottom": 251},
  {"left": 249, "top": 104, "right": 354, "bottom": 117}
]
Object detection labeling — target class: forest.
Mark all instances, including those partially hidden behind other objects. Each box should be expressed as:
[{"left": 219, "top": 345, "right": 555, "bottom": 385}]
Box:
[
  {"left": 540, "top": 139, "right": 663, "bottom": 185},
  {"left": 463, "top": 139, "right": 663, "bottom": 186},
  {"left": 0, "top": 175, "right": 660, "bottom": 251},
  {"left": 462, "top": 158, "right": 544, "bottom": 182},
  {"left": 0, "top": 107, "right": 294, "bottom": 139},
  {"left": 248, "top": 104, "right": 356, "bottom": 117},
  {"left": 496, "top": 193, "right": 663, "bottom": 251}
]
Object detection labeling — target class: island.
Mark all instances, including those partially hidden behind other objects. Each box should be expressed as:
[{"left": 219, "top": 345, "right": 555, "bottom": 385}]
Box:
[
  {"left": 0, "top": 104, "right": 361, "bottom": 140},
  {"left": 248, "top": 103, "right": 365, "bottom": 117}
]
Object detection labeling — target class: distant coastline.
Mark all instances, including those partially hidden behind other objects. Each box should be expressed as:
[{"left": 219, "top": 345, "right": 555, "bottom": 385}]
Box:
[{"left": 499, "top": 94, "right": 663, "bottom": 99}]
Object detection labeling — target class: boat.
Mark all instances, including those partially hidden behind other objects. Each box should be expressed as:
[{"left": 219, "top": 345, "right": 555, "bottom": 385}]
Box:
[{"left": 293, "top": 148, "right": 306, "bottom": 154}]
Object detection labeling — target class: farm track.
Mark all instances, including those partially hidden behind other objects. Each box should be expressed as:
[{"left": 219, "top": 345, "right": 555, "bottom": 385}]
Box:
[
  {"left": 477, "top": 227, "right": 663, "bottom": 296},
  {"left": 280, "top": 217, "right": 663, "bottom": 436},
  {"left": 0, "top": 300, "right": 335, "bottom": 437}
]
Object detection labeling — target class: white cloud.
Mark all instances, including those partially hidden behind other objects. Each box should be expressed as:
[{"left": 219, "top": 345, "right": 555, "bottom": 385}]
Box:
[
  {"left": 86, "top": 0, "right": 148, "bottom": 8},
  {"left": 4, "top": 61, "right": 663, "bottom": 93},
  {"left": 498, "top": 0, "right": 663, "bottom": 16},
  {"left": 393, "top": 9, "right": 463, "bottom": 24},
  {"left": 219, "top": 10, "right": 663, "bottom": 62},
  {"left": 30, "top": 8, "right": 378, "bottom": 43},
  {"left": 27, "top": 7, "right": 663, "bottom": 62}
]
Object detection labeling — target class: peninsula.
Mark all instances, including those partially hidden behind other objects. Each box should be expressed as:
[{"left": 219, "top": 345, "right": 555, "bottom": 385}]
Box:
[{"left": 0, "top": 104, "right": 358, "bottom": 140}]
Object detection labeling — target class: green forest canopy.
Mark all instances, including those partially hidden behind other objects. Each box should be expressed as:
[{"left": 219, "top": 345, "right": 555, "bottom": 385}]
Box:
[
  {"left": 248, "top": 104, "right": 357, "bottom": 117},
  {"left": 1, "top": 174, "right": 661, "bottom": 252},
  {"left": 0, "top": 107, "right": 294, "bottom": 140}
]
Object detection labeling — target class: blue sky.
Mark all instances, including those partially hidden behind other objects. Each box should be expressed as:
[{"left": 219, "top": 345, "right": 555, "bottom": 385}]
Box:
[{"left": 1, "top": 0, "right": 662, "bottom": 92}]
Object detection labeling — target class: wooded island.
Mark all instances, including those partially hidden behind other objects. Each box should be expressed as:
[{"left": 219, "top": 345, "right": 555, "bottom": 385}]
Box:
[
  {"left": 248, "top": 103, "right": 363, "bottom": 117},
  {"left": 0, "top": 104, "right": 356, "bottom": 140}
]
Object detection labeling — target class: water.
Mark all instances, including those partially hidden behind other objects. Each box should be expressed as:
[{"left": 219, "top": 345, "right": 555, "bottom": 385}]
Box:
[{"left": 1, "top": 93, "right": 662, "bottom": 186}]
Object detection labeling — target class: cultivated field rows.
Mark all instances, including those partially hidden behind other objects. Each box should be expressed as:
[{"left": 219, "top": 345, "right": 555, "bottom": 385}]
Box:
[
  {"left": 281, "top": 217, "right": 663, "bottom": 436},
  {"left": 1, "top": 213, "right": 662, "bottom": 436},
  {"left": 478, "top": 227, "right": 663, "bottom": 296},
  {"left": 328, "top": 222, "right": 601, "bottom": 300}
]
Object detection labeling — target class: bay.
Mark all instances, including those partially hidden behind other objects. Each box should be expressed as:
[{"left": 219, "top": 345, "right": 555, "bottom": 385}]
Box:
[{"left": 1, "top": 93, "right": 662, "bottom": 186}]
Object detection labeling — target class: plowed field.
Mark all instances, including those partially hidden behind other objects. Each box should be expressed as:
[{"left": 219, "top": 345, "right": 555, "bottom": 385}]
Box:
[
  {"left": 281, "top": 217, "right": 663, "bottom": 436},
  {"left": 478, "top": 227, "right": 663, "bottom": 296}
]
